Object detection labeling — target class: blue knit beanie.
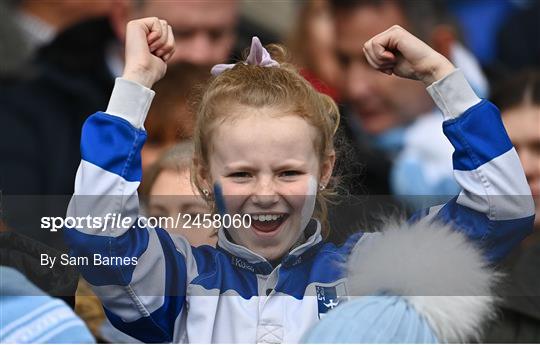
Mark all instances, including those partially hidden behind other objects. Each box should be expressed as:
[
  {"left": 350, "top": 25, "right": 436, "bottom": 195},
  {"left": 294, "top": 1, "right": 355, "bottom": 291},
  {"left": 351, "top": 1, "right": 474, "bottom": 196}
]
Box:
[{"left": 303, "top": 295, "right": 438, "bottom": 343}]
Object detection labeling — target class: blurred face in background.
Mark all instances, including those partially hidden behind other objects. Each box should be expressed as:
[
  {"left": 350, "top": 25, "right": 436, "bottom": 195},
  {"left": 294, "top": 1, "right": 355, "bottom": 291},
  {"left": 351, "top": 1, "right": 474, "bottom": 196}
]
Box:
[
  {"left": 139, "top": 0, "right": 237, "bottom": 65},
  {"left": 149, "top": 168, "right": 216, "bottom": 247},
  {"left": 334, "top": 2, "right": 433, "bottom": 134},
  {"left": 20, "top": 0, "right": 113, "bottom": 32},
  {"left": 502, "top": 105, "right": 540, "bottom": 230},
  {"left": 301, "top": 0, "right": 343, "bottom": 92},
  {"left": 114, "top": 0, "right": 238, "bottom": 66}
]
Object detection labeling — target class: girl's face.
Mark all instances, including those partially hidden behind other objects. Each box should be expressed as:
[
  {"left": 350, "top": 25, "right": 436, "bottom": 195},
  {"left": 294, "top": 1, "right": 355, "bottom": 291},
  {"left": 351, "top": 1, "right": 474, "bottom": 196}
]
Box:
[{"left": 204, "top": 105, "right": 334, "bottom": 260}]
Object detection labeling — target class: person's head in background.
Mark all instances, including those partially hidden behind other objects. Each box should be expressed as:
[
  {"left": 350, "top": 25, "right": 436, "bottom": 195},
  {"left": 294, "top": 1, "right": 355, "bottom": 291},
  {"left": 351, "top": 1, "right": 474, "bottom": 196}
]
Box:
[
  {"left": 492, "top": 71, "right": 540, "bottom": 247},
  {"left": 331, "top": 0, "right": 461, "bottom": 134},
  {"left": 288, "top": 0, "right": 343, "bottom": 100},
  {"left": 16, "top": 0, "right": 112, "bottom": 34},
  {"left": 110, "top": 0, "right": 238, "bottom": 66},
  {"left": 142, "top": 63, "right": 211, "bottom": 171},
  {"left": 140, "top": 142, "right": 216, "bottom": 247}
]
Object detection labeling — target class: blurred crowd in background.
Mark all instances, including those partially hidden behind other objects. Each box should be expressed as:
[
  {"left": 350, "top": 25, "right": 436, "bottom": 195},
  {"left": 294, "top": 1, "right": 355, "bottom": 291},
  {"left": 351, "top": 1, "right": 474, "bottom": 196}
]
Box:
[{"left": 0, "top": 0, "right": 539, "bottom": 343}]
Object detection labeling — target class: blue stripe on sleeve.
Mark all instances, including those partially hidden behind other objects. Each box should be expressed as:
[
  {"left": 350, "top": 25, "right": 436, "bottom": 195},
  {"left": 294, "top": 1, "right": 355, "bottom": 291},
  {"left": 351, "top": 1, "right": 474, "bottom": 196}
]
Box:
[
  {"left": 191, "top": 246, "right": 259, "bottom": 299},
  {"left": 104, "top": 228, "right": 187, "bottom": 343},
  {"left": 81, "top": 112, "right": 146, "bottom": 182},
  {"left": 63, "top": 220, "right": 149, "bottom": 286},
  {"left": 443, "top": 100, "right": 513, "bottom": 171},
  {"left": 432, "top": 197, "right": 534, "bottom": 262}
]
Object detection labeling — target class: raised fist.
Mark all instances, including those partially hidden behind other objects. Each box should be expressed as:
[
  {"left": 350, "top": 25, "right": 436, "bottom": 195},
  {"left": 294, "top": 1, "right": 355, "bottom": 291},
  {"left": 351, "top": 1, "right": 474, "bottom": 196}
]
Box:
[
  {"left": 363, "top": 25, "right": 455, "bottom": 86},
  {"left": 122, "top": 17, "right": 175, "bottom": 88}
]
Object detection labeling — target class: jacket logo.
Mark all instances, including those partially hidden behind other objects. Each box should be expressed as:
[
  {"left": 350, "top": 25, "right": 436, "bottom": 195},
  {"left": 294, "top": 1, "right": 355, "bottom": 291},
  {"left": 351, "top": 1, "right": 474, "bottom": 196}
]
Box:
[
  {"left": 230, "top": 256, "right": 255, "bottom": 272},
  {"left": 316, "top": 283, "right": 346, "bottom": 319},
  {"left": 323, "top": 299, "right": 339, "bottom": 309}
]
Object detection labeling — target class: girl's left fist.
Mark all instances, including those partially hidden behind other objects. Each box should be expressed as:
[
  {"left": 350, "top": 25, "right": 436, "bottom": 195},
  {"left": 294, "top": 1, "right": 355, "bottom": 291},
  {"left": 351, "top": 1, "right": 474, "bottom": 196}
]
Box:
[{"left": 363, "top": 25, "right": 455, "bottom": 86}]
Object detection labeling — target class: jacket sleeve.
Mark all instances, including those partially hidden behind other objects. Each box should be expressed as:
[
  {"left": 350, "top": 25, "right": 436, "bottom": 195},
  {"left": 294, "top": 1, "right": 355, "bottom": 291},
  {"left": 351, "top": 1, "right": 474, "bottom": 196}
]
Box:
[
  {"left": 409, "top": 70, "right": 535, "bottom": 263},
  {"left": 64, "top": 78, "right": 196, "bottom": 343}
]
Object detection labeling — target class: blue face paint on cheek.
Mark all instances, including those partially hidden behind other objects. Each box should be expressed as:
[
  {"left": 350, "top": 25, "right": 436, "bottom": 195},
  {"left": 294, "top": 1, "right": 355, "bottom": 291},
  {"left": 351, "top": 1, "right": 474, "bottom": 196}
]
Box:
[
  {"left": 300, "top": 176, "right": 317, "bottom": 232},
  {"left": 213, "top": 182, "right": 228, "bottom": 217}
]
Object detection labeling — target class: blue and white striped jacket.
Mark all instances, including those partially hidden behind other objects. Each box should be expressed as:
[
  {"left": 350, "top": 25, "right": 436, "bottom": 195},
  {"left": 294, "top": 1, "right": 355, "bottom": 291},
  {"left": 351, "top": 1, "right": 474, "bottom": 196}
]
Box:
[{"left": 64, "top": 70, "right": 535, "bottom": 343}]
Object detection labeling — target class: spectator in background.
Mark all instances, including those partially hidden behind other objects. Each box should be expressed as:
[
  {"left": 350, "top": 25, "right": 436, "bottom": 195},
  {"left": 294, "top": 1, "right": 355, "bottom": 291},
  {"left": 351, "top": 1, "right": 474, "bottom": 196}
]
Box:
[
  {"left": 0, "top": 266, "right": 94, "bottom": 343},
  {"left": 481, "top": 71, "right": 540, "bottom": 342},
  {"left": 330, "top": 0, "right": 489, "bottom": 208},
  {"left": 288, "top": 0, "right": 343, "bottom": 100},
  {"left": 0, "top": 231, "right": 79, "bottom": 308},
  {"left": 0, "top": 1, "right": 238, "bottom": 247},
  {"left": 0, "top": 0, "right": 111, "bottom": 78},
  {"left": 288, "top": 1, "right": 397, "bottom": 245},
  {"left": 495, "top": 1, "right": 540, "bottom": 78},
  {"left": 445, "top": 0, "right": 539, "bottom": 82},
  {"left": 110, "top": 0, "right": 238, "bottom": 67},
  {"left": 142, "top": 63, "right": 211, "bottom": 170},
  {"left": 140, "top": 142, "right": 216, "bottom": 248},
  {"left": 494, "top": 71, "right": 540, "bottom": 244}
]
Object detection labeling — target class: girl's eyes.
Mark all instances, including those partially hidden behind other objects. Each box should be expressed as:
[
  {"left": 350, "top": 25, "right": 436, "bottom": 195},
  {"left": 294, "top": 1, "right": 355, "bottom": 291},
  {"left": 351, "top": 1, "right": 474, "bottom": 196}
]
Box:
[
  {"left": 226, "top": 170, "right": 304, "bottom": 181},
  {"left": 279, "top": 170, "right": 303, "bottom": 179},
  {"left": 227, "top": 172, "right": 252, "bottom": 181},
  {"left": 280, "top": 170, "right": 300, "bottom": 176}
]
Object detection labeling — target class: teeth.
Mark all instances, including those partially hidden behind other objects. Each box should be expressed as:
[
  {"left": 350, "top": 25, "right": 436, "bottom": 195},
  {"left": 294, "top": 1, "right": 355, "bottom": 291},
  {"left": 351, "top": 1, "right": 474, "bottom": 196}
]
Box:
[{"left": 252, "top": 214, "right": 283, "bottom": 222}]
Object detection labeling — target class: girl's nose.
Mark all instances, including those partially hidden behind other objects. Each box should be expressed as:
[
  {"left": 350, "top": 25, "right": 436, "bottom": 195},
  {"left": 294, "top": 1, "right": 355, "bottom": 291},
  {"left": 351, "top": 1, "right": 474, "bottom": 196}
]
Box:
[{"left": 252, "top": 178, "right": 279, "bottom": 207}]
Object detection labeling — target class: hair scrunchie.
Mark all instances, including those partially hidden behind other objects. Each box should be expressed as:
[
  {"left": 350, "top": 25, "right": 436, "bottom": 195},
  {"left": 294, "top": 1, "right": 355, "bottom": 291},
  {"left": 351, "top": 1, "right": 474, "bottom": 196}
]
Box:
[{"left": 211, "top": 36, "right": 279, "bottom": 76}]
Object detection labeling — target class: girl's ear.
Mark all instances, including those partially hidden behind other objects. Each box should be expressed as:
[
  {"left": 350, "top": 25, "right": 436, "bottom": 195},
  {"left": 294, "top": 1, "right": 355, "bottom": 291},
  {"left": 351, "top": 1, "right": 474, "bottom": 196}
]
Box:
[
  {"left": 320, "top": 150, "right": 336, "bottom": 187},
  {"left": 193, "top": 157, "right": 212, "bottom": 195}
]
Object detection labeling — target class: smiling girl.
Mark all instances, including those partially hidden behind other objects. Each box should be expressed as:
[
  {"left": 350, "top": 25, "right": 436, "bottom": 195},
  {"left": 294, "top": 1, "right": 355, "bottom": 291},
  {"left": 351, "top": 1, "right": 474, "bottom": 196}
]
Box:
[{"left": 65, "top": 18, "right": 534, "bottom": 343}]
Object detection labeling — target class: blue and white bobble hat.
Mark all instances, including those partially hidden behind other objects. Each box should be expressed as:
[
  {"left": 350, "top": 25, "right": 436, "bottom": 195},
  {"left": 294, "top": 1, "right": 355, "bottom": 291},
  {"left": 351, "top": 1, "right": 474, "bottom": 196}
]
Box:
[
  {"left": 304, "top": 218, "right": 499, "bottom": 344},
  {"left": 304, "top": 295, "right": 438, "bottom": 343}
]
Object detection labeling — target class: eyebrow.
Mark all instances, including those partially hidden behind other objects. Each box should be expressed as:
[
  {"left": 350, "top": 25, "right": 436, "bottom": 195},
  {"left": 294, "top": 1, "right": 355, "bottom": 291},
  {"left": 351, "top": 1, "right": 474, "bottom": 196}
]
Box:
[
  {"left": 223, "top": 162, "right": 255, "bottom": 171},
  {"left": 148, "top": 204, "right": 168, "bottom": 214}
]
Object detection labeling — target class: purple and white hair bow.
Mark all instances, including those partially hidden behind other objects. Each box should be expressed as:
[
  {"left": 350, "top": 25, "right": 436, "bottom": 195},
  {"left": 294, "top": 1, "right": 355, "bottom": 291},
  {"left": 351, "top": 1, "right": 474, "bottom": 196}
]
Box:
[{"left": 210, "top": 36, "right": 280, "bottom": 76}]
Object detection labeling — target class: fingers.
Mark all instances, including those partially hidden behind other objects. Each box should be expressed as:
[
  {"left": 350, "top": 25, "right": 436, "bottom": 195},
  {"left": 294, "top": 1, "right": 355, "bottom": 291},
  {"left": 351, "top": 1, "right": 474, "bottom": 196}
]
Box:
[
  {"left": 126, "top": 16, "right": 175, "bottom": 64},
  {"left": 161, "top": 25, "right": 175, "bottom": 62},
  {"left": 140, "top": 18, "right": 174, "bottom": 61},
  {"left": 363, "top": 25, "right": 403, "bottom": 75},
  {"left": 154, "top": 25, "right": 174, "bottom": 61},
  {"left": 141, "top": 17, "right": 163, "bottom": 45},
  {"left": 363, "top": 43, "right": 395, "bottom": 75},
  {"left": 150, "top": 19, "right": 168, "bottom": 52}
]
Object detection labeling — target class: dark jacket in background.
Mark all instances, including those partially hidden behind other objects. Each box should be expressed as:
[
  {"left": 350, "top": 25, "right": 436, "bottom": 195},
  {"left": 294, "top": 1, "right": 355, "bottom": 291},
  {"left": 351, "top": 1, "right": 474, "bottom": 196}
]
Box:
[
  {"left": 327, "top": 106, "right": 395, "bottom": 245},
  {"left": 483, "top": 241, "right": 540, "bottom": 343},
  {"left": 0, "top": 18, "right": 116, "bottom": 247},
  {"left": 0, "top": 231, "right": 79, "bottom": 308}
]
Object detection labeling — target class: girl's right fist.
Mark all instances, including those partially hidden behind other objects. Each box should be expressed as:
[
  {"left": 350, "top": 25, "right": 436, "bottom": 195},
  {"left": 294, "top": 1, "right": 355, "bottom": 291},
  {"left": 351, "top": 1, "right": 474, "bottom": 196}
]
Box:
[{"left": 122, "top": 17, "right": 175, "bottom": 88}]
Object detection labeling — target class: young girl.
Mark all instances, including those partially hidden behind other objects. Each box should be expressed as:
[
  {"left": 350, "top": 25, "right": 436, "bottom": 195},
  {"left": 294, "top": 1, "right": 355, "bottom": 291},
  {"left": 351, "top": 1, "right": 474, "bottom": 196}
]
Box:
[{"left": 65, "top": 18, "right": 534, "bottom": 343}]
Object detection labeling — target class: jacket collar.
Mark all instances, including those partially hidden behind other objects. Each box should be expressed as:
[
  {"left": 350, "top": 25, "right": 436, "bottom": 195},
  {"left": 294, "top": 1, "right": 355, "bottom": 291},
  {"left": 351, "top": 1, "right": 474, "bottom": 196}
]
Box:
[{"left": 217, "top": 219, "right": 323, "bottom": 275}]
